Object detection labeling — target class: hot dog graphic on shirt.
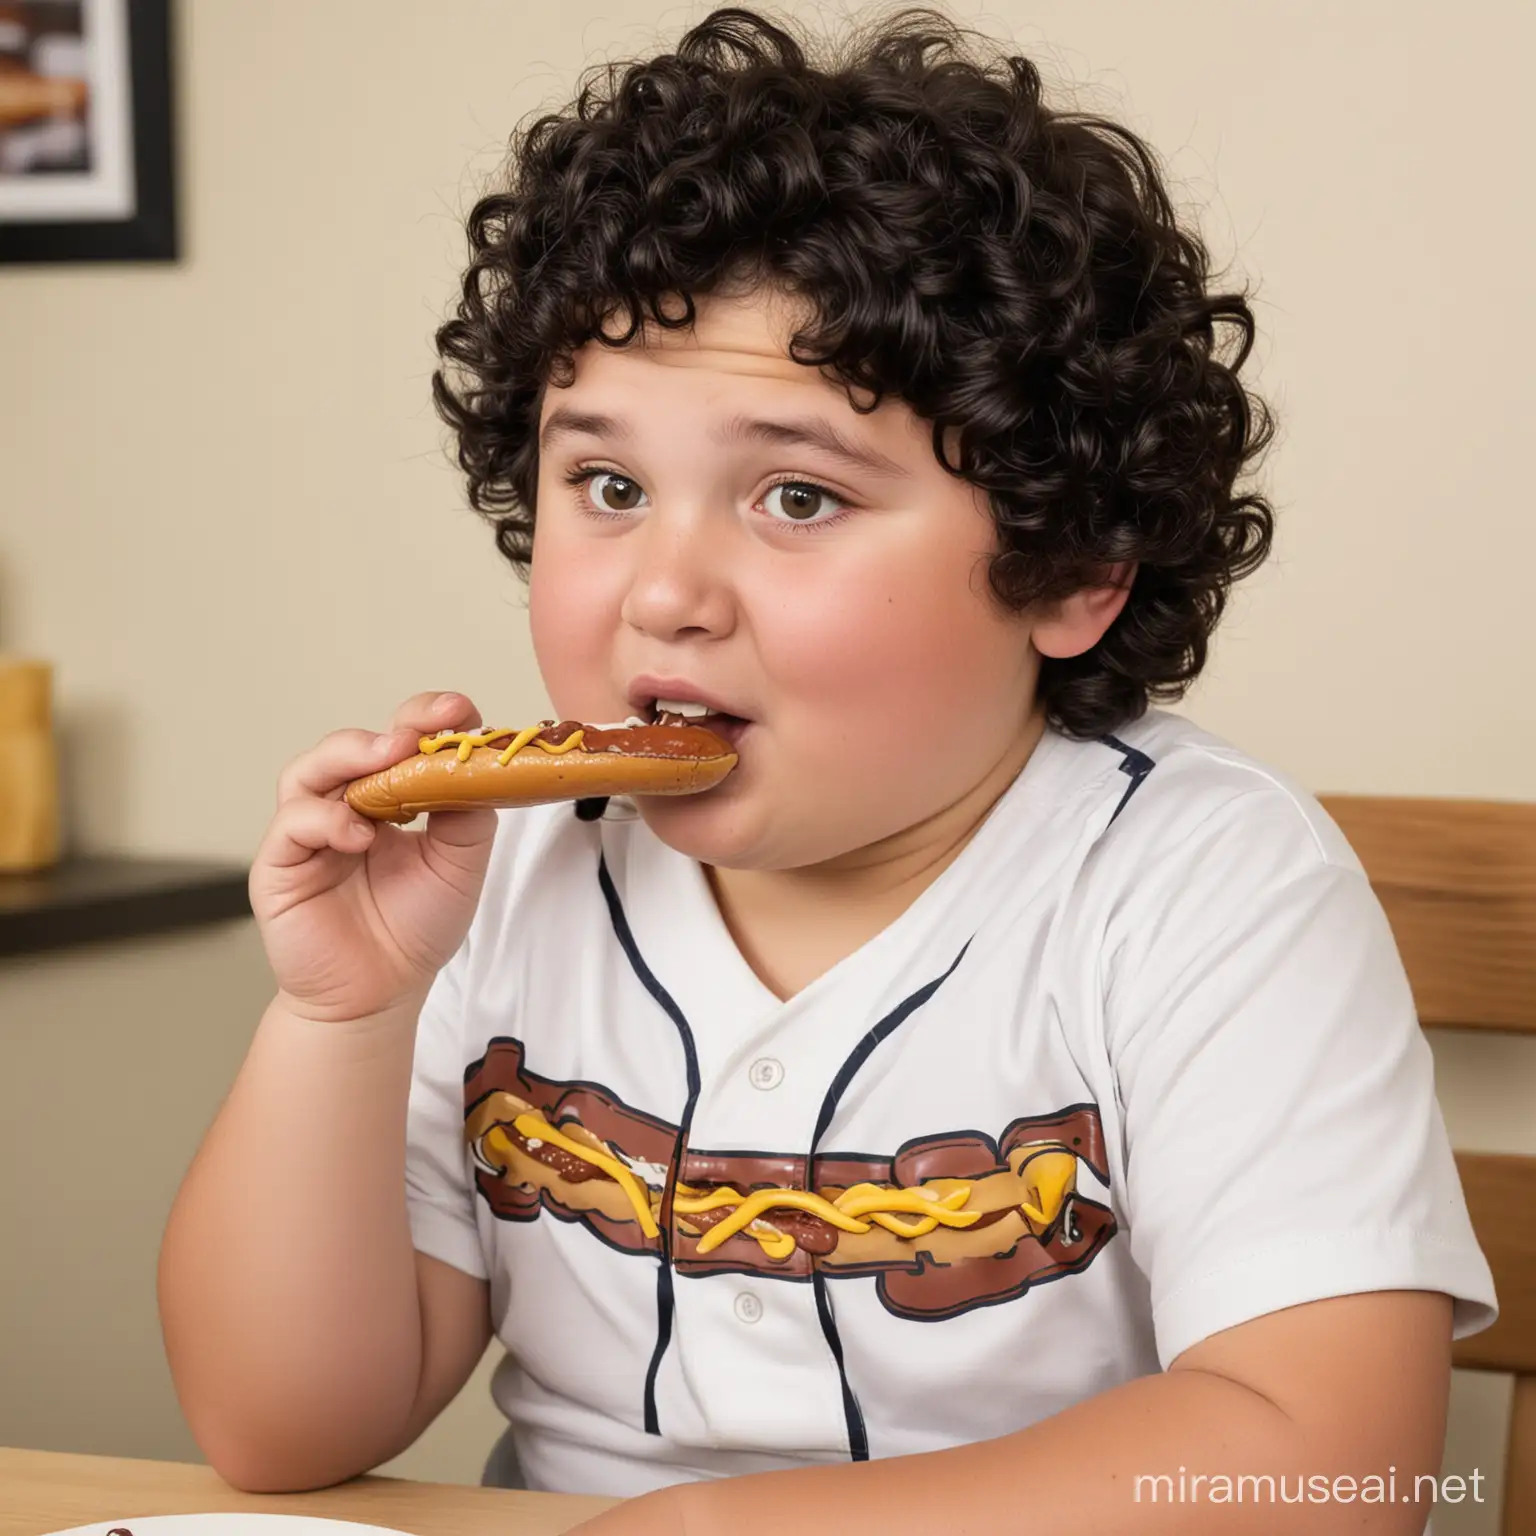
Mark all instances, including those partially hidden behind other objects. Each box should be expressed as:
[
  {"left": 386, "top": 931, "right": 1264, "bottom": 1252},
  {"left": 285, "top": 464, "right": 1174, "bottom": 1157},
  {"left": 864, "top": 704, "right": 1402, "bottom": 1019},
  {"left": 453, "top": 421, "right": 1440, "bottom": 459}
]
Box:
[{"left": 464, "top": 1038, "right": 1116, "bottom": 1321}]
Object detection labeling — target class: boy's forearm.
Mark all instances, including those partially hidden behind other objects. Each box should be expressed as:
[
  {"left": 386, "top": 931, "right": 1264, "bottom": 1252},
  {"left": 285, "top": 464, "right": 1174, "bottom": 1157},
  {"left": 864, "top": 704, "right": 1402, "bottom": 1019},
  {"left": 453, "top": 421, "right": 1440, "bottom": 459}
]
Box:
[
  {"left": 158, "top": 992, "right": 427, "bottom": 1489},
  {"left": 577, "top": 1369, "right": 1432, "bottom": 1536}
]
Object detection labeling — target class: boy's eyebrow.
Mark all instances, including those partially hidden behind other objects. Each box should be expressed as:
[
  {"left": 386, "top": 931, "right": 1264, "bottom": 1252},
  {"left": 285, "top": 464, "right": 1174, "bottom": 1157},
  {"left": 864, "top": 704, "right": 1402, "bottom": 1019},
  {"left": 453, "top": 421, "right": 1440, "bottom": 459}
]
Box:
[{"left": 539, "top": 408, "right": 907, "bottom": 480}]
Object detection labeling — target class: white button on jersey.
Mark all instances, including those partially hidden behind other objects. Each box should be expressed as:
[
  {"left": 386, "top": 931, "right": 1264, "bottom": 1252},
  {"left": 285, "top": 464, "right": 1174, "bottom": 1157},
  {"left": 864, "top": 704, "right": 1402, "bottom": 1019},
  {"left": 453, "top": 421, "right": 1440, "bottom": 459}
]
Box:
[
  {"left": 747, "top": 1056, "right": 784, "bottom": 1090},
  {"left": 733, "top": 1291, "right": 764, "bottom": 1325}
]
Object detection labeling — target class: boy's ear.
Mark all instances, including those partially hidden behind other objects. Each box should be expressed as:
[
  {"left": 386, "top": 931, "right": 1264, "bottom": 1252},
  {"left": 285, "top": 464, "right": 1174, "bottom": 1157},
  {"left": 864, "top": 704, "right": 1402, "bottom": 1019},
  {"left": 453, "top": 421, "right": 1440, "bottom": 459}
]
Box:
[{"left": 1030, "top": 561, "right": 1137, "bottom": 660}]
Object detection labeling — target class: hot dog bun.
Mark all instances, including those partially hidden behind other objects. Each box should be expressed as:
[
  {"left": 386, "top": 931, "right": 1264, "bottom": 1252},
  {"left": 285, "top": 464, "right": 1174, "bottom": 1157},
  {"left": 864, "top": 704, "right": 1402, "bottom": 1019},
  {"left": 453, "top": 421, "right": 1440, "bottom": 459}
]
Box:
[{"left": 344, "top": 717, "right": 737, "bottom": 823}]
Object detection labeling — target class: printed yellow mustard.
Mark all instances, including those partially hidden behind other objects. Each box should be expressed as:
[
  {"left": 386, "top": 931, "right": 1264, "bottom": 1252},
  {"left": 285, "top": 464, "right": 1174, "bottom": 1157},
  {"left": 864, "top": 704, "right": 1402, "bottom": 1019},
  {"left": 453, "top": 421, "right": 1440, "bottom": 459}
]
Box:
[
  {"left": 483, "top": 1116, "right": 659, "bottom": 1239},
  {"left": 420, "top": 726, "right": 586, "bottom": 766},
  {"left": 483, "top": 1112, "right": 1080, "bottom": 1260}
]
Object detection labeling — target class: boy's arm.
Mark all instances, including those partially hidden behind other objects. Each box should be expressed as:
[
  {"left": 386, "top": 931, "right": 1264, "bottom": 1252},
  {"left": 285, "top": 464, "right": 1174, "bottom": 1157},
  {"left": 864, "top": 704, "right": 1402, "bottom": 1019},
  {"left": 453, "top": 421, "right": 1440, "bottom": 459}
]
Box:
[
  {"left": 570, "top": 1289, "right": 1452, "bottom": 1536},
  {"left": 388, "top": 1250, "right": 494, "bottom": 1457},
  {"left": 158, "top": 995, "right": 491, "bottom": 1491}
]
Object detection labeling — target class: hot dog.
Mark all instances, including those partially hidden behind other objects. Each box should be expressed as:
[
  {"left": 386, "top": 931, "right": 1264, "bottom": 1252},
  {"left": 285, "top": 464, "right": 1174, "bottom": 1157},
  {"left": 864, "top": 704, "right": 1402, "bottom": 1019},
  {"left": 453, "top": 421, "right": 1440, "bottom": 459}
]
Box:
[{"left": 344, "top": 716, "right": 737, "bottom": 823}]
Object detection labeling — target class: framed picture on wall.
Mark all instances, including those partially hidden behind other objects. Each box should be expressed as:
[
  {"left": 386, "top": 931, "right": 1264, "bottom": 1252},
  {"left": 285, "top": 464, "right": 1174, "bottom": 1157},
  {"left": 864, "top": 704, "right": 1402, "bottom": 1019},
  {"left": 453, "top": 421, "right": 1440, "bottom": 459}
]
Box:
[{"left": 0, "top": 0, "right": 176, "bottom": 263}]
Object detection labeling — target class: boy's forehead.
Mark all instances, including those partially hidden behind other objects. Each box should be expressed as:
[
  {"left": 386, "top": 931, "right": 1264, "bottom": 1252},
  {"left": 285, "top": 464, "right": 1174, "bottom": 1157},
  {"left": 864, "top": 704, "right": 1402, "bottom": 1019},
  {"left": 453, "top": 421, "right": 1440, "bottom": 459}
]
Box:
[
  {"left": 574, "top": 287, "right": 824, "bottom": 387},
  {"left": 547, "top": 285, "right": 943, "bottom": 462}
]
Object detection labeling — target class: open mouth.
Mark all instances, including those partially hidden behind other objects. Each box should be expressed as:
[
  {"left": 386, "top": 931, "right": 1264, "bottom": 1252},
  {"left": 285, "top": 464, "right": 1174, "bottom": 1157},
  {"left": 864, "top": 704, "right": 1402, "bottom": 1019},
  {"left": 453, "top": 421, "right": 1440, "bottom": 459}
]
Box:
[{"left": 648, "top": 698, "right": 753, "bottom": 750}]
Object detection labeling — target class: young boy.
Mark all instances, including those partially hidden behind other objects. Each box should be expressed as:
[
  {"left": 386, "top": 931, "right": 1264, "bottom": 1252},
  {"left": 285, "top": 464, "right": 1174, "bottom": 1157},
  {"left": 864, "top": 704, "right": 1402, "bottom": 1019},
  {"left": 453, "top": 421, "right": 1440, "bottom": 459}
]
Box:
[{"left": 159, "top": 8, "right": 1495, "bottom": 1533}]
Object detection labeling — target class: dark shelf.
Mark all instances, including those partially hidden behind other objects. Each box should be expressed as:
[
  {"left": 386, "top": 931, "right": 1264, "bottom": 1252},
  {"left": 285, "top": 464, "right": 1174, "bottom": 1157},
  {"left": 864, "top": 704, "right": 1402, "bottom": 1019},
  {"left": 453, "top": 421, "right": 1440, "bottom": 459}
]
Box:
[{"left": 0, "top": 856, "right": 251, "bottom": 959}]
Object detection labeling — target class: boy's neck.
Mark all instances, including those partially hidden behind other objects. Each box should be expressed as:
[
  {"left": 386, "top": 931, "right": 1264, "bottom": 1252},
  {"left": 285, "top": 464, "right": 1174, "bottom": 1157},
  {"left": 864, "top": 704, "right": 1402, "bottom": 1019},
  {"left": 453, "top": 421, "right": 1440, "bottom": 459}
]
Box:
[{"left": 704, "top": 708, "right": 1048, "bottom": 1002}]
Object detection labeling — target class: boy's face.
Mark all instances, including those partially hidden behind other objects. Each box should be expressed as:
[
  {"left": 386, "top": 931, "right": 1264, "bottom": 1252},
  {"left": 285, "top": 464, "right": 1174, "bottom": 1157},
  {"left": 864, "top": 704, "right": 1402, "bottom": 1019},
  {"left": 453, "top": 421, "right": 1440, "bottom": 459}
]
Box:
[{"left": 529, "top": 286, "right": 1060, "bottom": 873}]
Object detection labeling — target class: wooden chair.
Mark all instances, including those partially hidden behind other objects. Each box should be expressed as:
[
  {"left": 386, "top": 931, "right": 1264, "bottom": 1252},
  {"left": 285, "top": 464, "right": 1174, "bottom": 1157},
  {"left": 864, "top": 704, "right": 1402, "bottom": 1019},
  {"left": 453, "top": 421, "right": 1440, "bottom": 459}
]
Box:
[{"left": 1321, "top": 795, "right": 1536, "bottom": 1536}]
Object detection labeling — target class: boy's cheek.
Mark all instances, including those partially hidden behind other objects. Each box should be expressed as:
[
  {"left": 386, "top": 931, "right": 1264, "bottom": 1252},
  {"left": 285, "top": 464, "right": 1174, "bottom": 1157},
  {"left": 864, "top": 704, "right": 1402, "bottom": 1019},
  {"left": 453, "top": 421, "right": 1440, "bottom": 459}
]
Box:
[
  {"left": 527, "top": 546, "right": 626, "bottom": 708},
  {"left": 764, "top": 574, "right": 1023, "bottom": 723}
]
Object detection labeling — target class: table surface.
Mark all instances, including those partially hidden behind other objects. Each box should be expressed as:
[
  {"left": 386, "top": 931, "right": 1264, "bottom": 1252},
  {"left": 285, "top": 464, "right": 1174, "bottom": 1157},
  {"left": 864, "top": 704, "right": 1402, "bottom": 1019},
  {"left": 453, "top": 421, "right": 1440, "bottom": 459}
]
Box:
[{"left": 0, "top": 1449, "right": 621, "bottom": 1536}]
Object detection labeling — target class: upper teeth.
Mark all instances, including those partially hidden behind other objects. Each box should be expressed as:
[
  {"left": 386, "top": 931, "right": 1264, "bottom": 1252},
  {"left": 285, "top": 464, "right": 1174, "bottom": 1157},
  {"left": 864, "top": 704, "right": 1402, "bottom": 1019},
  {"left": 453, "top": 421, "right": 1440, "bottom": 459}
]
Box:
[{"left": 654, "top": 698, "right": 714, "bottom": 718}]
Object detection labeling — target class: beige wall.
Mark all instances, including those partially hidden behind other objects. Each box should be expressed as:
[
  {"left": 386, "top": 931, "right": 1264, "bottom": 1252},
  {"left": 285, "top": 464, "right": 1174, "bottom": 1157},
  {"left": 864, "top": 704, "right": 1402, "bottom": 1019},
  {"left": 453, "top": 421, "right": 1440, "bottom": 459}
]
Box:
[
  {"left": 1, "top": 0, "right": 1530, "bottom": 1529},
  {"left": 0, "top": 921, "right": 499, "bottom": 1488}
]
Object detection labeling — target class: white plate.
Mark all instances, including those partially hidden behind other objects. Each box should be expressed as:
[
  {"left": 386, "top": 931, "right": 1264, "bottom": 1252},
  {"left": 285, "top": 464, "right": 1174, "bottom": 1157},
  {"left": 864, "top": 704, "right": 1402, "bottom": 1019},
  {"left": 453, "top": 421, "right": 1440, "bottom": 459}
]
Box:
[{"left": 41, "top": 1517, "right": 416, "bottom": 1536}]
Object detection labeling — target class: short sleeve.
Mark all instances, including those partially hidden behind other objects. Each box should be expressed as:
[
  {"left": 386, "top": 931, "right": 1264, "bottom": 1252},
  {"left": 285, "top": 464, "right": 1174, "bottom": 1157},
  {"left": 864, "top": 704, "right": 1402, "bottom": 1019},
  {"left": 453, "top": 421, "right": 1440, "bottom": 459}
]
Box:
[
  {"left": 1103, "top": 790, "right": 1497, "bottom": 1369},
  {"left": 404, "top": 935, "right": 489, "bottom": 1281}
]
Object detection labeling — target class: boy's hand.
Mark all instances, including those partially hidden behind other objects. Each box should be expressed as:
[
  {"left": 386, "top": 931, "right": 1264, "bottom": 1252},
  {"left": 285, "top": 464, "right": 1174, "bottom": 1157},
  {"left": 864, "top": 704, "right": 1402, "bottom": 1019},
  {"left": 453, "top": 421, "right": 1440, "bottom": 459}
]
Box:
[{"left": 250, "top": 692, "right": 498, "bottom": 1023}]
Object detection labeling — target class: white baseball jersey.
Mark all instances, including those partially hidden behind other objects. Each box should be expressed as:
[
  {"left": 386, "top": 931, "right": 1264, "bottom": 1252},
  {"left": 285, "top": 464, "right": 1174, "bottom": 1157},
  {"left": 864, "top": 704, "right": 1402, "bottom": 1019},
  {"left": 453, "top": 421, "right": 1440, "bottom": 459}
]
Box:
[{"left": 404, "top": 708, "right": 1496, "bottom": 1499}]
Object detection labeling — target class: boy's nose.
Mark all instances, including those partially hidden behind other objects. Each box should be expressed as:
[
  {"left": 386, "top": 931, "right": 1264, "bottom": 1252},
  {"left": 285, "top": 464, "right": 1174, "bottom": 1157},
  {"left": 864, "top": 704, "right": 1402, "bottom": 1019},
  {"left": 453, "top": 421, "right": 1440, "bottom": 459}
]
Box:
[{"left": 619, "top": 512, "right": 739, "bottom": 641}]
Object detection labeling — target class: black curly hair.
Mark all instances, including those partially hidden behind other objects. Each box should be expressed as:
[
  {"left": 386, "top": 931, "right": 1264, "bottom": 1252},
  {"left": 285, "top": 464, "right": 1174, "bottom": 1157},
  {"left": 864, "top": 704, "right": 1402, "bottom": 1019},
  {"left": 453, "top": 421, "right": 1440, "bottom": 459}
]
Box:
[{"left": 434, "top": 5, "right": 1275, "bottom": 739}]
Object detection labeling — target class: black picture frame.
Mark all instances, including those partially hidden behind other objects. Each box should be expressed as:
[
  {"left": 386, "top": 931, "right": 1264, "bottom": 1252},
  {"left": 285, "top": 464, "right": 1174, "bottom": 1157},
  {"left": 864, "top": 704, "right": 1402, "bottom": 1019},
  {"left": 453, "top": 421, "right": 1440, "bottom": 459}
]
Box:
[{"left": 0, "top": 0, "right": 177, "bottom": 264}]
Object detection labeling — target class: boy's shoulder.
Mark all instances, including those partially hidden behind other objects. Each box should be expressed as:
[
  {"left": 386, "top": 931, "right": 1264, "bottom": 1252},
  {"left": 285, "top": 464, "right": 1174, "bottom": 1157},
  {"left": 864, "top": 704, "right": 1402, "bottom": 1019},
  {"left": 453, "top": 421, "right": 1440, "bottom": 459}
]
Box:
[
  {"left": 1071, "top": 713, "right": 1385, "bottom": 1024},
  {"left": 1081, "top": 708, "right": 1365, "bottom": 882}
]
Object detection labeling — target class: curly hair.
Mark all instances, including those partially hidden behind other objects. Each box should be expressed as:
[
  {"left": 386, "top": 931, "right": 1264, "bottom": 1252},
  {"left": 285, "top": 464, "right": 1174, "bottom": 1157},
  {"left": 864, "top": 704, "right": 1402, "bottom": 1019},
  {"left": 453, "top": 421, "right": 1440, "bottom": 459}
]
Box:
[{"left": 433, "top": 5, "right": 1275, "bottom": 739}]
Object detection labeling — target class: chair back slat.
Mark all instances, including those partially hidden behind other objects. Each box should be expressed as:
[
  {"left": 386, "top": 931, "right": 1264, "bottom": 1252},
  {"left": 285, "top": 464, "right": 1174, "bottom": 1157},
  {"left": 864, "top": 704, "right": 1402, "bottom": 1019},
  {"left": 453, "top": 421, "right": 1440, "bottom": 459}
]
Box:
[{"left": 1319, "top": 795, "right": 1536, "bottom": 1033}]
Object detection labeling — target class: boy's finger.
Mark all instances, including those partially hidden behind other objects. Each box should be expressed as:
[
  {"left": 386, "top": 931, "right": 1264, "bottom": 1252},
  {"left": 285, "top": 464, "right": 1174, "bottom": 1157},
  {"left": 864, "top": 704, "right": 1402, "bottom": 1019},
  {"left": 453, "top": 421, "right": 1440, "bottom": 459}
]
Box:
[
  {"left": 257, "top": 795, "right": 377, "bottom": 871},
  {"left": 423, "top": 804, "right": 500, "bottom": 854},
  {"left": 276, "top": 727, "right": 415, "bottom": 807},
  {"left": 389, "top": 691, "right": 484, "bottom": 738}
]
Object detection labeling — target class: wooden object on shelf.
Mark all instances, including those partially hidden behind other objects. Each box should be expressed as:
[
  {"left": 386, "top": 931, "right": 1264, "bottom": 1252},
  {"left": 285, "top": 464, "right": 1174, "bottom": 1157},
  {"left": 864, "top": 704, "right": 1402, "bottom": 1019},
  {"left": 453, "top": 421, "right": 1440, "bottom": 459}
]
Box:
[{"left": 0, "top": 657, "right": 60, "bottom": 873}]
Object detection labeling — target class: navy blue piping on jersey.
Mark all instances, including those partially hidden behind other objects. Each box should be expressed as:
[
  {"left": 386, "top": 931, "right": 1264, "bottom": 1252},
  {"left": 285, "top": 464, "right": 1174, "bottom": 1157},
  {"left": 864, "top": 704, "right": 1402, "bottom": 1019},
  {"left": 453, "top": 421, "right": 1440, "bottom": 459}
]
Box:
[
  {"left": 807, "top": 934, "right": 976, "bottom": 1462},
  {"left": 1099, "top": 734, "right": 1156, "bottom": 826},
  {"left": 596, "top": 851, "right": 702, "bottom": 1437}
]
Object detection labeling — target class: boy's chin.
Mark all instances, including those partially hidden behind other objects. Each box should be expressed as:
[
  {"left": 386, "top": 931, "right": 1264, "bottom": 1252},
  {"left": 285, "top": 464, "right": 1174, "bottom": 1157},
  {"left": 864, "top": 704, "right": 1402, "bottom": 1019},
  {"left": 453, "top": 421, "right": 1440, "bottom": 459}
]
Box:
[
  {"left": 633, "top": 791, "right": 862, "bottom": 875},
  {"left": 633, "top": 779, "right": 829, "bottom": 872},
  {"left": 632, "top": 791, "right": 763, "bottom": 868}
]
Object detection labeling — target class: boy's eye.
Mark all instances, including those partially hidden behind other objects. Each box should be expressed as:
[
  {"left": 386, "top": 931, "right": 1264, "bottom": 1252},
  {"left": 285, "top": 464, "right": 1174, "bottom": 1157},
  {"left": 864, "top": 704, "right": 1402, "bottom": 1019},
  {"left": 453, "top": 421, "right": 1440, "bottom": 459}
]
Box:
[
  {"left": 587, "top": 472, "right": 646, "bottom": 513},
  {"left": 763, "top": 481, "right": 845, "bottom": 525}
]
